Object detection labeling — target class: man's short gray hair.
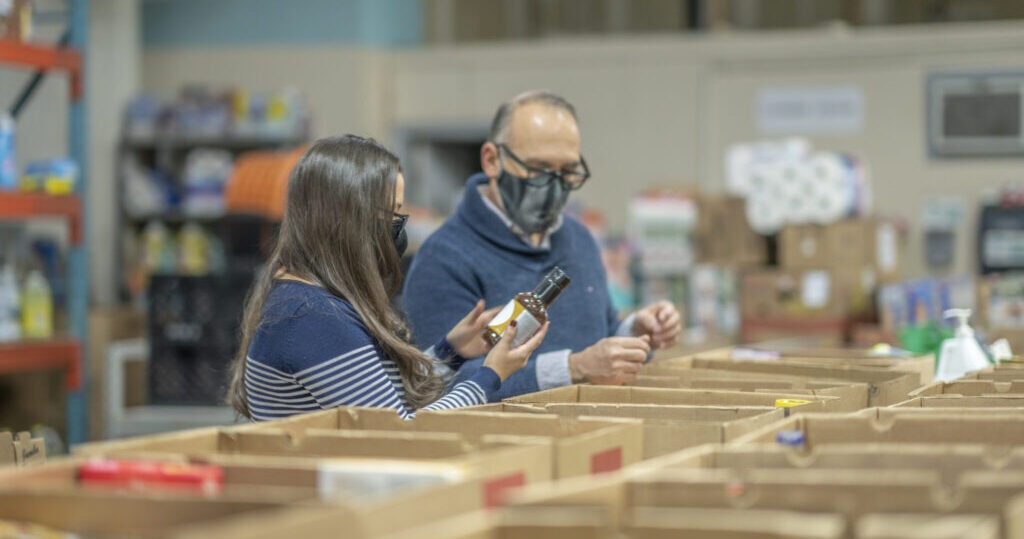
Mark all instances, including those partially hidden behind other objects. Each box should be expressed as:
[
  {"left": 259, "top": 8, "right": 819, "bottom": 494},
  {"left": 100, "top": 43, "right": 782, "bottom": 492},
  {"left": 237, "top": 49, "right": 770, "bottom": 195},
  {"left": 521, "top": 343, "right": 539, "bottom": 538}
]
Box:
[{"left": 489, "top": 90, "right": 578, "bottom": 144}]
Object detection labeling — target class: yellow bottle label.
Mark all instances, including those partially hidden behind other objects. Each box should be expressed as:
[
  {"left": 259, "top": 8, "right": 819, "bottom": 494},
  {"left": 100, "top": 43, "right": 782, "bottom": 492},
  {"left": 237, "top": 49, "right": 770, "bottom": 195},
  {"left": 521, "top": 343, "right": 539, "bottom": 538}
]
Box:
[{"left": 486, "top": 299, "right": 540, "bottom": 347}]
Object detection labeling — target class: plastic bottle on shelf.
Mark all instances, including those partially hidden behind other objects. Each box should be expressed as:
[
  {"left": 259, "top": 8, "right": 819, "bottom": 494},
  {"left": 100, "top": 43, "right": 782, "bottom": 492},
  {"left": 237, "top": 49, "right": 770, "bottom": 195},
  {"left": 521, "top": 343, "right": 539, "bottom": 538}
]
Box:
[
  {"left": 142, "top": 221, "right": 175, "bottom": 274},
  {"left": 178, "top": 223, "right": 210, "bottom": 275},
  {"left": 0, "top": 259, "right": 21, "bottom": 341},
  {"left": 0, "top": 112, "right": 17, "bottom": 191},
  {"left": 21, "top": 269, "right": 53, "bottom": 339},
  {"left": 934, "top": 309, "right": 993, "bottom": 383}
]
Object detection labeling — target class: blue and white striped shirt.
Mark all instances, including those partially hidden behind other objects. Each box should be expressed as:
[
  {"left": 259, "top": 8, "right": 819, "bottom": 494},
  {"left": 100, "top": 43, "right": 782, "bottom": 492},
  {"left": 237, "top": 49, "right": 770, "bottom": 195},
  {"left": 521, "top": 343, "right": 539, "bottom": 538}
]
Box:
[{"left": 244, "top": 280, "right": 500, "bottom": 421}]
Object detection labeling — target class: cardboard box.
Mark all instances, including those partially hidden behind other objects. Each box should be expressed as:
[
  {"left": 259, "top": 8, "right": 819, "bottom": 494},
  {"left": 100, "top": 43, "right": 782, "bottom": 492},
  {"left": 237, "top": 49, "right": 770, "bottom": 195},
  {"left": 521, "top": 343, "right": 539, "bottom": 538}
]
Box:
[
  {"left": 507, "top": 468, "right": 1024, "bottom": 536},
  {"left": 88, "top": 307, "right": 147, "bottom": 440},
  {"left": 779, "top": 224, "right": 831, "bottom": 269},
  {"left": 77, "top": 427, "right": 550, "bottom": 509},
  {"left": 466, "top": 402, "right": 784, "bottom": 459},
  {"left": 740, "top": 269, "right": 875, "bottom": 321},
  {"left": 81, "top": 407, "right": 643, "bottom": 481},
  {"left": 695, "top": 346, "right": 935, "bottom": 386},
  {"left": 631, "top": 443, "right": 1024, "bottom": 488},
  {"left": 894, "top": 396, "right": 1024, "bottom": 408},
  {"left": 505, "top": 385, "right": 846, "bottom": 414},
  {"left": 0, "top": 490, "right": 292, "bottom": 539},
  {"left": 646, "top": 358, "right": 923, "bottom": 407},
  {"left": 855, "top": 514, "right": 999, "bottom": 539},
  {"left": 0, "top": 457, "right": 484, "bottom": 538},
  {"left": 632, "top": 372, "right": 869, "bottom": 412},
  {"left": 780, "top": 220, "right": 902, "bottom": 283},
  {"left": 733, "top": 408, "right": 1024, "bottom": 447},
  {"left": 697, "top": 195, "right": 767, "bottom": 267},
  {"left": 910, "top": 379, "right": 1024, "bottom": 398},
  {"left": 0, "top": 431, "right": 46, "bottom": 468}
]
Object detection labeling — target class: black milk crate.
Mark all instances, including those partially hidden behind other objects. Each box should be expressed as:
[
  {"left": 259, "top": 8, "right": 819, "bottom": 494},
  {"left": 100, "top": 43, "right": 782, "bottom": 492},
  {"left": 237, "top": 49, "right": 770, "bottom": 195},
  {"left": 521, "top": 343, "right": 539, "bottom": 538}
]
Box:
[{"left": 147, "top": 271, "right": 254, "bottom": 405}]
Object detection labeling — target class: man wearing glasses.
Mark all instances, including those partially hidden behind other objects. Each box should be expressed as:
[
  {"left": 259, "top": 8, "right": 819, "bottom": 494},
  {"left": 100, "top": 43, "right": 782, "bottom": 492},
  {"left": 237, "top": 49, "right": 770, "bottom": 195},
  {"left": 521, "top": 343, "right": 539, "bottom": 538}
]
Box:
[{"left": 402, "top": 90, "right": 682, "bottom": 399}]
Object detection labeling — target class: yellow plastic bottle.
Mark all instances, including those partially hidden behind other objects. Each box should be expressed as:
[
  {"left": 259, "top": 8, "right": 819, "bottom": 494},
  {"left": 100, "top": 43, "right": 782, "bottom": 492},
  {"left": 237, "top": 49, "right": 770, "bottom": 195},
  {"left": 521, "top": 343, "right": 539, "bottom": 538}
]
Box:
[{"left": 21, "top": 270, "right": 53, "bottom": 339}]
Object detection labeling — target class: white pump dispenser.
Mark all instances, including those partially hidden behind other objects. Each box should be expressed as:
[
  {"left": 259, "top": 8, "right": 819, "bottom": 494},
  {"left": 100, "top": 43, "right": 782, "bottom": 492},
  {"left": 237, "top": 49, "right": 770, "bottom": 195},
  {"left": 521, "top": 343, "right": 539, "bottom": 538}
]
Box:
[{"left": 934, "top": 309, "right": 992, "bottom": 383}]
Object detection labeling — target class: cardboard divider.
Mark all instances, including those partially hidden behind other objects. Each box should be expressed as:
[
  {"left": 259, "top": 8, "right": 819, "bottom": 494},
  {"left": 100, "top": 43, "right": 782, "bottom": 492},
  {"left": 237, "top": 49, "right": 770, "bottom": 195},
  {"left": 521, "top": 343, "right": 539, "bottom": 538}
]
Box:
[
  {"left": 462, "top": 402, "right": 785, "bottom": 459},
  {"left": 0, "top": 431, "right": 46, "bottom": 467},
  {"left": 504, "top": 385, "right": 846, "bottom": 414},
  {"left": 502, "top": 468, "right": 1024, "bottom": 538},
  {"left": 649, "top": 357, "right": 922, "bottom": 406},
  {"left": 693, "top": 346, "right": 935, "bottom": 385},
  {"left": 237, "top": 407, "right": 644, "bottom": 479},
  {"left": 79, "top": 406, "right": 642, "bottom": 481},
  {"left": 76, "top": 426, "right": 551, "bottom": 510},
  {"left": 910, "top": 380, "right": 1024, "bottom": 398},
  {"left": 633, "top": 370, "right": 870, "bottom": 412},
  {"left": 894, "top": 396, "right": 1024, "bottom": 408},
  {"left": 732, "top": 408, "right": 1024, "bottom": 448},
  {"left": 630, "top": 443, "right": 1024, "bottom": 489}
]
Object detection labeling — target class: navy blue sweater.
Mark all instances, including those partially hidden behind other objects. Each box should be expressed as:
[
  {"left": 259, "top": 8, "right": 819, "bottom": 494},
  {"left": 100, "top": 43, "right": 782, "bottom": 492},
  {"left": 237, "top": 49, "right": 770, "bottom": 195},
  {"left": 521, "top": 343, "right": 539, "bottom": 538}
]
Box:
[
  {"left": 402, "top": 173, "right": 620, "bottom": 399},
  {"left": 244, "top": 280, "right": 501, "bottom": 421}
]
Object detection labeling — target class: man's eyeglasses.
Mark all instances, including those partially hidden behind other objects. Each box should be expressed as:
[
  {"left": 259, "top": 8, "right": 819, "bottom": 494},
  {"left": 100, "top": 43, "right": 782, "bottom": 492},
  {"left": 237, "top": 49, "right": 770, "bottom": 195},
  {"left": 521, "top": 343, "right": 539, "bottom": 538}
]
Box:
[{"left": 496, "top": 143, "right": 590, "bottom": 190}]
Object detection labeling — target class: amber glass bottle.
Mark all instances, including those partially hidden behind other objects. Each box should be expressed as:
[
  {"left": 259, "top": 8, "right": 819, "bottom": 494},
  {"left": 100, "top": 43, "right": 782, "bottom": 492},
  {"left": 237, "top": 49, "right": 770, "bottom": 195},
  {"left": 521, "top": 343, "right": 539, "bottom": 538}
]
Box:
[{"left": 483, "top": 267, "right": 570, "bottom": 348}]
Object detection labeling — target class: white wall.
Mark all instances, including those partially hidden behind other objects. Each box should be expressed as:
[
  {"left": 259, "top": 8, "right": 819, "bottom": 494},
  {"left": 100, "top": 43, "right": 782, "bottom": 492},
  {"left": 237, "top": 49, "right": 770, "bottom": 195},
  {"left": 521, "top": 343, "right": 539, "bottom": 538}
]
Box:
[
  {"left": 88, "top": 0, "right": 140, "bottom": 306},
  {"left": 141, "top": 21, "right": 1024, "bottom": 278}
]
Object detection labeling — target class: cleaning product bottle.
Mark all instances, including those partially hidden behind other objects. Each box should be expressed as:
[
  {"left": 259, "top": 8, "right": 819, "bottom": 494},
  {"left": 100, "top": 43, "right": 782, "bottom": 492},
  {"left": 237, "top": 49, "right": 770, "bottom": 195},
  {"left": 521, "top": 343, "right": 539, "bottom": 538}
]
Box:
[
  {"left": 0, "top": 112, "right": 16, "bottom": 191},
  {"left": 21, "top": 269, "right": 53, "bottom": 339},
  {"left": 0, "top": 259, "right": 21, "bottom": 341},
  {"left": 934, "top": 309, "right": 992, "bottom": 382}
]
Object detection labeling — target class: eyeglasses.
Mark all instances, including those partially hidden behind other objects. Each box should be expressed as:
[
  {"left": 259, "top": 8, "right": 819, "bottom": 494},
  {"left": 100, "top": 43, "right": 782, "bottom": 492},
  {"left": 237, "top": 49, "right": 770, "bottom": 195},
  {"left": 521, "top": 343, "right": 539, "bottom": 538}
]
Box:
[{"left": 496, "top": 143, "right": 590, "bottom": 190}]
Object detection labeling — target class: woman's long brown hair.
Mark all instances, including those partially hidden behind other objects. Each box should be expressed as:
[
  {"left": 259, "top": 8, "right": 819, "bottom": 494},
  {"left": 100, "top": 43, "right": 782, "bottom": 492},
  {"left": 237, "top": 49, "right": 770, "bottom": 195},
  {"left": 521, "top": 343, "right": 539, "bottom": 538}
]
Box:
[{"left": 228, "top": 135, "right": 445, "bottom": 418}]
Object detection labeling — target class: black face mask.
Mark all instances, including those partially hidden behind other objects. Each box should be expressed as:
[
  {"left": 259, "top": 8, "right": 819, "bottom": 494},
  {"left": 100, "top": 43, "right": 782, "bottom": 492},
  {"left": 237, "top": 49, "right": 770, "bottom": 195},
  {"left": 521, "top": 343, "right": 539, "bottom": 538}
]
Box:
[
  {"left": 391, "top": 216, "right": 409, "bottom": 259},
  {"left": 496, "top": 169, "right": 570, "bottom": 235}
]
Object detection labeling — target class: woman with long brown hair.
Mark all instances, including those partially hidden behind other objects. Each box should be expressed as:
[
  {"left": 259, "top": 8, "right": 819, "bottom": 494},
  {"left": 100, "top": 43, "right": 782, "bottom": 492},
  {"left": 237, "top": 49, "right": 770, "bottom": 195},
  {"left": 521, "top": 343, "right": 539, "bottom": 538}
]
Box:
[{"left": 228, "top": 135, "right": 547, "bottom": 420}]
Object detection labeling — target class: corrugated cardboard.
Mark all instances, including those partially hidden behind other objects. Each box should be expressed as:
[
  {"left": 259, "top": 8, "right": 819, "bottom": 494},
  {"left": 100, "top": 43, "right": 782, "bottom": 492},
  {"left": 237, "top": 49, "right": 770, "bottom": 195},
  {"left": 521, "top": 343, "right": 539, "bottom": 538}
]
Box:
[
  {"left": 625, "top": 507, "right": 845, "bottom": 538},
  {"left": 505, "top": 385, "right": 845, "bottom": 414},
  {"left": 508, "top": 468, "right": 1024, "bottom": 535},
  {"left": 740, "top": 269, "right": 873, "bottom": 320},
  {"left": 465, "top": 402, "right": 784, "bottom": 459},
  {"left": 697, "top": 195, "right": 767, "bottom": 267},
  {"left": 909, "top": 379, "right": 1024, "bottom": 398},
  {"left": 779, "top": 225, "right": 831, "bottom": 270},
  {"left": 855, "top": 514, "right": 999, "bottom": 539},
  {"left": 632, "top": 371, "right": 869, "bottom": 412},
  {"left": 0, "top": 431, "right": 46, "bottom": 468},
  {"left": 630, "top": 443, "right": 1024, "bottom": 489},
  {"left": 733, "top": 408, "right": 1024, "bottom": 447},
  {"left": 695, "top": 346, "right": 935, "bottom": 386},
  {"left": 246, "top": 407, "right": 644, "bottom": 479},
  {"left": 77, "top": 428, "right": 550, "bottom": 509},
  {"left": 643, "top": 358, "right": 922, "bottom": 407},
  {"left": 89, "top": 307, "right": 147, "bottom": 440},
  {"left": 0, "top": 490, "right": 285, "bottom": 539},
  {"left": 894, "top": 395, "right": 1024, "bottom": 408},
  {"left": 82, "top": 407, "right": 643, "bottom": 481}
]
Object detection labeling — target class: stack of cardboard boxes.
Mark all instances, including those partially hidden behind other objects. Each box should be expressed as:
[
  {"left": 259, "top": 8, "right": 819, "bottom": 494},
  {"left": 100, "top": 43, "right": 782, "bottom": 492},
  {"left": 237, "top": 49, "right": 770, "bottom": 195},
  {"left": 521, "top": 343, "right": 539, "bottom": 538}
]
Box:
[
  {"left": 740, "top": 218, "right": 902, "bottom": 343},
  {"left": 12, "top": 341, "right": 1024, "bottom": 537}
]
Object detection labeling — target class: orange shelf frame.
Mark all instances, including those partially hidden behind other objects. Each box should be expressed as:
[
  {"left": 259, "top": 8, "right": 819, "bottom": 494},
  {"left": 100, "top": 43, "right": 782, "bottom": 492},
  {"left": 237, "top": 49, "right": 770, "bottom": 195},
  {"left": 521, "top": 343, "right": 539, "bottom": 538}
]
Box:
[
  {"left": 0, "top": 338, "right": 81, "bottom": 390},
  {"left": 0, "top": 39, "right": 83, "bottom": 99},
  {"left": 0, "top": 193, "right": 82, "bottom": 244}
]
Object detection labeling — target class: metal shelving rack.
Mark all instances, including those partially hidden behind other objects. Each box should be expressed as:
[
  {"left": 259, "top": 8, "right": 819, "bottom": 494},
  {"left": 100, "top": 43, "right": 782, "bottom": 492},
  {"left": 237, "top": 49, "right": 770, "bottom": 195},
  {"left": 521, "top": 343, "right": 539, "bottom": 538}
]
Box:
[{"left": 0, "top": 0, "right": 88, "bottom": 445}]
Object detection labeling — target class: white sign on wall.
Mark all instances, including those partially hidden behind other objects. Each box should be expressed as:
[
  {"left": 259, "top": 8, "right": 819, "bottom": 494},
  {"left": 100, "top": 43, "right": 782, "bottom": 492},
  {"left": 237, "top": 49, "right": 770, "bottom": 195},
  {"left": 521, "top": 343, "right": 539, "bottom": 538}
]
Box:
[{"left": 757, "top": 86, "right": 864, "bottom": 135}]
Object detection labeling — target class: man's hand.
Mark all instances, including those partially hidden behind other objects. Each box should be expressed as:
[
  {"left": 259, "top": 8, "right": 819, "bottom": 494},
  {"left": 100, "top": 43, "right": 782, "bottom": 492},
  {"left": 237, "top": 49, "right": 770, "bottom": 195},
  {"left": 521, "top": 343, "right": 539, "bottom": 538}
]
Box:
[
  {"left": 568, "top": 336, "right": 651, "bottom": 385},
  {"left": 631, "top": 300, "right": 682, "bottom": 350}
]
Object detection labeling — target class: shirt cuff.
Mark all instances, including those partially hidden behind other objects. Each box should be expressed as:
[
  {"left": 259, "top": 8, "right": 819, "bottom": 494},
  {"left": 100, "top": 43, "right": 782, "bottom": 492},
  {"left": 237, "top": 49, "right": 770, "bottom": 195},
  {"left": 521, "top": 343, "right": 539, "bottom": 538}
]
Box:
[
  {"left": 615, "top": 313, "right": 637, "bottom": 337},
  {"left": 470, "top": 366, "right": 502, "bottom": 399},
  {"left": 536, "top": 349, "right": 572, "bottom": 390},
  {"left": 427, "top": 336, "right": 466, "bottom": 368}
]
